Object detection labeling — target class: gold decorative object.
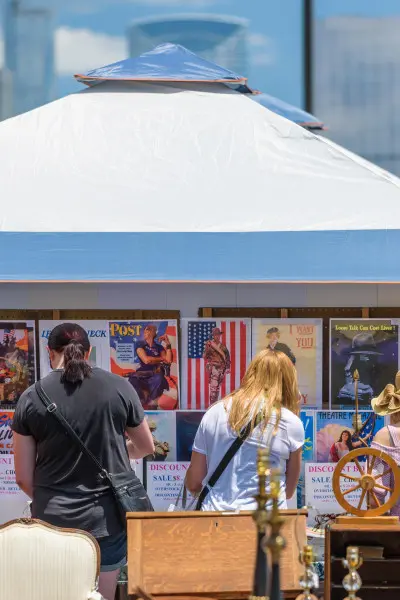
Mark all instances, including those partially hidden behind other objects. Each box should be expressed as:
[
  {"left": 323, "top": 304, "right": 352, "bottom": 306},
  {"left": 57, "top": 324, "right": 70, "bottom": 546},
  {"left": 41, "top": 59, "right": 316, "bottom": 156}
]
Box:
[
  {"left": 352, "top": 370, "right": 363, "bottom": 434},
  {"left": 342, "top": 546, "right": 363, "bottom": 600},
  {"left": 295, "top": 545, "right": 318, "bottom": 600},
  {"left": 264, "top": 467, "right": 286, "bottom": 600}
]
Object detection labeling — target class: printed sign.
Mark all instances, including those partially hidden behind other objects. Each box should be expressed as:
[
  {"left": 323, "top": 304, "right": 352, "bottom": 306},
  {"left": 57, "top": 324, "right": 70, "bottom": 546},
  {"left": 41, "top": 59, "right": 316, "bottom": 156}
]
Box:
[
  {"left": 252, "top": 319, "right": 323, "bottom": 408},
  {"left": 39, "top": 320, "right": 110, "bottom": 377},
  {"left": 181, "top": 318, "right": 251, "bottom": 410},
  {"left": 0, "top": 454, "right": 30, "bottom": 523},
  {"left": 110, "top": 321, "right": 179, "bottom": 410},
  {"left": 305, "top": 462, "right": 364, "bottom": 513},
  {"left": 146, "top": 461, "right": 190, "bottom": 511},
  {"left": 316, "top": 411, "right": 385, "bottom": 462},
  {"left": 0, "top": 321, "right": 36, "bottom": 407},
  {"left": 330, "top": 319, "right": 399, "bottom": 408}
]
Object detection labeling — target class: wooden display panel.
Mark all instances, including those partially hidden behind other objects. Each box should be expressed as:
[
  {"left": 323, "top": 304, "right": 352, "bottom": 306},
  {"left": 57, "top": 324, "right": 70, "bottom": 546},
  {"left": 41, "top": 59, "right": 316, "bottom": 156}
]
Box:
[{"left": 127, "top": 510, "right": 307, "bottom": 599}]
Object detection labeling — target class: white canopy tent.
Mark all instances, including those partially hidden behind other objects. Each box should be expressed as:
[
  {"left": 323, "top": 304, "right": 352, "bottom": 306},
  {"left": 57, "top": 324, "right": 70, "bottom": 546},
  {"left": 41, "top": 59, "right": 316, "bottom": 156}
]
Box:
[{"left": 0, "top": 44, "right": 399, "bottom": 283}]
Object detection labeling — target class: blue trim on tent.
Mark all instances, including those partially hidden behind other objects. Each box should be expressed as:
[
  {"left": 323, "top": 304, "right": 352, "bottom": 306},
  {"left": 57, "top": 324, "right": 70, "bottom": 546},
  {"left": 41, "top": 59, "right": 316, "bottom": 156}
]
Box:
[
  {"left": 75, "top": 43, "right": 251, "bottom": 91},
  {"left": 0, "top": 231, "right": 398, "bottom": 282},
  {"left": 252, "top": 93, "right": 324, "bottom": 129}
]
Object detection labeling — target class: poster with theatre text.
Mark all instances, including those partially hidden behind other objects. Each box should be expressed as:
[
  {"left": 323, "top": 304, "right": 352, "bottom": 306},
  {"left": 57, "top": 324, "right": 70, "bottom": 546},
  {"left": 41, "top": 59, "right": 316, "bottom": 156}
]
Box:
[
  {"left": 109, "top": 320, "right": 179, "bottom": 410},
  {"left": 180, "top": 319, "right": 251, "bottom": 410},
  {"left": 0, "top": 321, "right": 36, "bottom": 408},
  {"left": 330, "top": 319, "right": 399, "bottom": 409},
  {"left": 251, "top": 319, "right": 323, "bottom": 408},
  {"left": 39, "top": 321, "right": 110, "bottom": 378}
]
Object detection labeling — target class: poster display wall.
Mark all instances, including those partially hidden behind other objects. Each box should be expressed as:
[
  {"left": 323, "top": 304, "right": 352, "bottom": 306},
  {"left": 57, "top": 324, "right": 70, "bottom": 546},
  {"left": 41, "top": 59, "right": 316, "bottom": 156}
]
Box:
[
  {"left": 181, "top": 318, "right": 251, "bottom": 410},
  {"left": 330, "top": 319, "right": 399, "bottom": 408},
  {"left": 0, "top": 321, "right": 36, "bottom": 407},
  {"left": 252, "top": 319, "right": 323, "bottom": 408},
  {"left": 110, "top": 320, "right": 179, "bottom": 410},
  {"left": 39, "top": 320, "right": 110, "bottom": 376}
]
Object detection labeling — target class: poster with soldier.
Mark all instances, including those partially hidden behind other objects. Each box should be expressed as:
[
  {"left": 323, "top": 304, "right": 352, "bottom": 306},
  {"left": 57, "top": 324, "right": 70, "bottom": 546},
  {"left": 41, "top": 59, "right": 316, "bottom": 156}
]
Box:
[
  {"left": 0, "top": 321, "right": 36, "bottom": 407},
  {"left": 109, "top": 321, "right": 179, "bottom": 410},
  {"left": 181, "top": 318, "right": 251, "bottom": 410},
  {"left": 330, "top": 319, "right": 399, "bottom": 408},
  {"left": 144, "top": 411, "right": 176, "bottom": 462},
  {"left": 251, "top": 319, "right": 323, "bottom": 408},
  {"left": 39, "top": 320, "right": 110, "bottom": 377}
]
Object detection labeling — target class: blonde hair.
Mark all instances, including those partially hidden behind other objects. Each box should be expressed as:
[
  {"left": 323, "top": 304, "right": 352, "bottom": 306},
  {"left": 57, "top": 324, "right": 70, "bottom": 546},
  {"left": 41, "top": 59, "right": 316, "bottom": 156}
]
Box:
[{"left": 225, "top": 349, "right": 300, "bottom": 435}]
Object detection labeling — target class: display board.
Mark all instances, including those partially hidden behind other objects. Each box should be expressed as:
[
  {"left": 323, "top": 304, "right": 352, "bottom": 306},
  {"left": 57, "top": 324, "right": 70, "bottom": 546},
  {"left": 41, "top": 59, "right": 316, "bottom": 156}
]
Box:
[
  {"left": 0, "top": 321, "right": 36, "bottom": 407},
  {"left": 181, "top": 318, "right": 251, "bottom": 410},
  {"left": 252, "top": 319, "right": 323, "bottom": 408},
  {"left": 330, "top": 318, "right": 399, "bottom": 408}
]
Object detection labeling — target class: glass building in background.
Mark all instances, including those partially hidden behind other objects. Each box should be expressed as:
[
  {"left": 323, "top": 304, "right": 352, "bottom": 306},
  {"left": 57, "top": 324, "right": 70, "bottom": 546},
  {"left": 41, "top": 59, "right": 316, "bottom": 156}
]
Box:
[
  {"left": 128, "top": 14, "right": 249, "bottom": 76},
  {"left": 4, "top": 0, "right": 55, "bottom": 117},
  {"left": 313, "top": 15, "right": 400, "bottom": 176}
]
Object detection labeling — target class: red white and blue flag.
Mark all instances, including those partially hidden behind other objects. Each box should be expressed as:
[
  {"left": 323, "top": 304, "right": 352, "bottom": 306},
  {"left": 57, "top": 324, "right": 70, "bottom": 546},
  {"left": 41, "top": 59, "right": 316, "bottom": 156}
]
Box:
[{"left": 182, "top": 319, "right": 251, "bottom": 410}]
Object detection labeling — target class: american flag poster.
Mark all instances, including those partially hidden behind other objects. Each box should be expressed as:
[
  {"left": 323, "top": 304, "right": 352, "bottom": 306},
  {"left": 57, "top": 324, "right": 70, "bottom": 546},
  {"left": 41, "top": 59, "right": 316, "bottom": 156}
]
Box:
[
  {"left": 0, "top": 321, "right": 36, "bottom": 407},
  {"left": 181, "top": 319, "right": 251, "bottom": 410},
  {"left": 109, "top": 320, "right": 179, "bottom": 410}
]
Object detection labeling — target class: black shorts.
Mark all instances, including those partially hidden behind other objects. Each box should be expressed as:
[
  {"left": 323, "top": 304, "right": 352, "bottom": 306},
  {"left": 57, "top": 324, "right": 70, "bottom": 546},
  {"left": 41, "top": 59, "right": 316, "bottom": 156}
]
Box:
[{"left": 97, "top": 531, "right": 127, "bottom": 572}]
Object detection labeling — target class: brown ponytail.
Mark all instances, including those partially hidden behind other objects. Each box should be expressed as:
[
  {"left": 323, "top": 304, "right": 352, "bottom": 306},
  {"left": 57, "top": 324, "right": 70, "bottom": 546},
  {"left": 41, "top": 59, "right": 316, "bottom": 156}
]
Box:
[{"left": 48, "top": 323, "right": 92, "bottom": 385}]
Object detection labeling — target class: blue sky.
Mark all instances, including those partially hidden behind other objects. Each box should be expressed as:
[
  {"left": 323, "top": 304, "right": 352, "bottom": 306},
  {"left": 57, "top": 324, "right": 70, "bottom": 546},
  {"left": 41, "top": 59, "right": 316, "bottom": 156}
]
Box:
[{"left": 3, "top": 0, "right": 400, "bottom": 111}]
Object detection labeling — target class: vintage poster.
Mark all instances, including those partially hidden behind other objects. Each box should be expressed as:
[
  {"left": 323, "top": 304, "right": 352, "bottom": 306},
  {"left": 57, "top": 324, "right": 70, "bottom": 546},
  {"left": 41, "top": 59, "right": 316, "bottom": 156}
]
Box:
[
  {"left": 181, "top": 318, "right": 251, "bottom": 410},
  {"left": 316, "top": 410, "right": 385, "bottom": 462},
  {"left": 176, "top": 411, "right": 205, "bottom": 461},
  {"left": 0, "top": 411, "right": 14, "bottom": 453},
  {"left": 305, "top": 462, "right": 363, "bottom": 514},
  {"left": 110, "top": 320, "right": 179, "bottom": 410},
  {"left": 0, "top": 454, "right": 30, "bottom": 524},
  {"left": 300, "top": 409, "right": 315, "bottom": 462},
  {"left": 0, "top": 321, "right": 36, "bottom": 407},
  {"left": 251, "top": 319, "right": 323, "bottom": 408},
  {"left": 145, "top": 411, "right": 177, "bottom": 462},
  {"left": 330, "top": 319, "right": 399, "bottom": 408},
  {"left": 39, "top": 320, "right": 110, "bottom": 377},
  {"left": 146, "top": 461, "right": 190, "bottom": 511}
]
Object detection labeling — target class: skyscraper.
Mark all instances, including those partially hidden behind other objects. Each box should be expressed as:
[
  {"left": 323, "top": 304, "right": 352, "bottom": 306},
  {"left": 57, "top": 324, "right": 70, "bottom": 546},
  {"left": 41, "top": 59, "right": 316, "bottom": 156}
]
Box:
[
  {"left": 4, "top": 0, "right": 54, "bottom": 116},
  {"left": 314, "top": 16, "right": 400, "bottom": 175},
  {"left": 0, "top": 69, "right": 13, "bottom": 121},
  {"left": 128, "top": 14, "right": 249, "bottom": 76}
]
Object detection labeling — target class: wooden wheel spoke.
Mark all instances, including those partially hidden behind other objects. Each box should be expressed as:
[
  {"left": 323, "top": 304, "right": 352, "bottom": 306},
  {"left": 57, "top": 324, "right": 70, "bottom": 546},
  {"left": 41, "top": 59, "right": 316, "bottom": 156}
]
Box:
[
  {"left": 340, "top": 473, "right": 360, "bottom": 482},
  {"left": 358, "top": 488, "right": 367, "bottom": 509},
  {"left": 343, "top": 484, "right": 361, "bottom": 496},
  {"left": 371, "top": 491, "right": 381, "bottom": 507},
  {"left": 353, "top": 458, "right": 364, "bottom": 475},
  {"left": 376, "top": 468, "right": 392, "bottom": 480},
  {"left": 368, "top": 455, "right": 376, "bottom": 474},
  {"left": 374, "top": 483, "right": 393, "bottom": 493}
]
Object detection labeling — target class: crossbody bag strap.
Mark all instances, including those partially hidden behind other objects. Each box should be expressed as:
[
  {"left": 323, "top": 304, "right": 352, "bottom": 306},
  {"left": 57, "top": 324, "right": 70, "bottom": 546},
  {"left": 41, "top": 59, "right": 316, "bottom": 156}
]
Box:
[{"left": 35, "top": 381, "right": 109, "bottom": 480}]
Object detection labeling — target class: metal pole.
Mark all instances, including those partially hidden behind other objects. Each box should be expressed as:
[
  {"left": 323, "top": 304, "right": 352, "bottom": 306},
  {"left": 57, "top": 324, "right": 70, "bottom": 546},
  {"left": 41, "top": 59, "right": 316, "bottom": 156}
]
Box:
[{"left": 303, "top": 0, "right": 313, "bottom": 114}]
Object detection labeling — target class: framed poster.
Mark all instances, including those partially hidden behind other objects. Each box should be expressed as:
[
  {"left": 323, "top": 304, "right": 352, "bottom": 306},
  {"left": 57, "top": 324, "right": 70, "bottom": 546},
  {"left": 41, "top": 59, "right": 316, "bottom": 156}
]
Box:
[
  {"left": 330, "top": 319, "right": 399, "bottom": 408},
  {"left": 0, "top": 321, "right": 36, "bottom": 407},
  {"left": 145, "top": 411, "right": 177, "bottom": 462},
  {"left": 109, "top": 320, "right": 179, "bottom": 410},
  {"left": 316, "top": 410, "right": 385, "bottom": 462},
  {"left": 181, "top": 318, "right": 251, "bottom": 410},
  {"left": 252, "top": 319, "right": 323, "bottom": 408},
  {"left": 39, "top": 320, "right": 110, "bottom": 377}
]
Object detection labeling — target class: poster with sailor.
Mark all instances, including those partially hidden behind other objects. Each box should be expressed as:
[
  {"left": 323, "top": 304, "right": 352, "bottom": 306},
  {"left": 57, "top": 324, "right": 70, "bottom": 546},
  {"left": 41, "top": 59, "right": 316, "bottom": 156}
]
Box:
[
  {"left": 330, "top": 319, "right": 399, "bottom": 408},
  {"left": 39, "top": 320, "right": 110, "bottom": 377},
  {"left": 181, "top": 318, "right": 251, "bottom": 410},
  {"left": 0, "top": 321, "right": 36, "bottom": 407},
  {"left": 252, "top": 319, "right": 323, "bottom": 408}
]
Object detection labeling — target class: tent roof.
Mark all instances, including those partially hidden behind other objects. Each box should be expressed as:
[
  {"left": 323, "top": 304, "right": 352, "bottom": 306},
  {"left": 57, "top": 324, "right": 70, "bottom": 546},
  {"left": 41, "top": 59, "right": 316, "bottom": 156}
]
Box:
[
  {"left": 75, "top": 43, "right": 251, "bottom": 92},
  {"left": 252, "top": 92, "right": 325, "bottom": 130},
  {"left": 1, "top": 76, "right": 400, "bottom": 283}
]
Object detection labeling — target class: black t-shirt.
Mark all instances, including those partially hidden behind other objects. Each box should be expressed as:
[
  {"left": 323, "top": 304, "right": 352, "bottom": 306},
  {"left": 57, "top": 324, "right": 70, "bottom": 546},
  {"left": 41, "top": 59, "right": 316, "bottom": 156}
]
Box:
[{"left": 12, "top": 368, "right": 144, "bottom": 538}]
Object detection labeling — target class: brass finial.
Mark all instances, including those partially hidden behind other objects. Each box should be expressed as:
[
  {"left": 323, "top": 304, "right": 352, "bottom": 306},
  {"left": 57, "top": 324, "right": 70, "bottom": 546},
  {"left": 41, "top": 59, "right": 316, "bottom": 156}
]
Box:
[
  {"left": 352, "top": 370, "right": 362, "bottom": 434},
  {"left": 295, "top": 545, "right": 318, "bottom": 600},
  {"left": 264, "top": 467, "right": 286, "bottom": 600},
  {"left": 342, "top": 547, "right": 363, "bottom": 600}
]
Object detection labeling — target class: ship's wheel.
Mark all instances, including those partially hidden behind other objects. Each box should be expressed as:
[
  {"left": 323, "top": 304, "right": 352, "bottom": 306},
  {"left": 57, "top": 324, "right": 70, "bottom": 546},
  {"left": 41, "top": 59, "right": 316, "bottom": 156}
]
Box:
[{"left": 332, "top": 447, "right": 400, "bottom": 517}]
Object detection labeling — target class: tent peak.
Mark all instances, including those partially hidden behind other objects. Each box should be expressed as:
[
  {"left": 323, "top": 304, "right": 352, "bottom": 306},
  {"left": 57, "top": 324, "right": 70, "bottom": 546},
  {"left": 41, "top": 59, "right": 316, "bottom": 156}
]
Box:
[{"left": 74, "top": 43, "right": 252, "bottom": 93}]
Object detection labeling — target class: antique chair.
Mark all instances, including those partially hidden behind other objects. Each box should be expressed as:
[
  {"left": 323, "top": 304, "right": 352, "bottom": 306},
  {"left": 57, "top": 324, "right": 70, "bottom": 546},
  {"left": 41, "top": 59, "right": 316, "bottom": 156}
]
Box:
[{"left": 0, "top": 518, "right": 104, "bottom": 600}]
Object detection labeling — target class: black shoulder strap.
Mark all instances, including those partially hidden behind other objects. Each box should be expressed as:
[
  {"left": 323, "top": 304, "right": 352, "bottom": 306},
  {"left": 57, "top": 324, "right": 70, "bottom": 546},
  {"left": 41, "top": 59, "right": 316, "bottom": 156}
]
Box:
[{"left": 35, "top": 381, "right": 109, "bottom": 480}]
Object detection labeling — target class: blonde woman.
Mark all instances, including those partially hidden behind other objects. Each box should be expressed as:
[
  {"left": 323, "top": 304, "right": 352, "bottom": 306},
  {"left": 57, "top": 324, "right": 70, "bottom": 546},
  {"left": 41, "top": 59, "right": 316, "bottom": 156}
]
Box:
[{"left": 185, "top": 350, "right": 304, "bottom": 511}]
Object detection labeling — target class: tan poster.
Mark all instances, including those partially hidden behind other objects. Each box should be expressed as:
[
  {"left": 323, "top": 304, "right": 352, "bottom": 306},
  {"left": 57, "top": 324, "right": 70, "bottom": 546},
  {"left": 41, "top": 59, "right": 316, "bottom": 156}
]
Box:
[{"left": 251, "top": 319, "right": 323, "bottom": 408}]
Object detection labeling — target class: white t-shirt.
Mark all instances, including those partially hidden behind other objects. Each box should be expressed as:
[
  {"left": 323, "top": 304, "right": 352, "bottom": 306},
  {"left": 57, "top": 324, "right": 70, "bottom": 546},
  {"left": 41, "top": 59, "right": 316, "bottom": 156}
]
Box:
[{"left": 193, "top": 401, "right": 304, "bottom": 511}]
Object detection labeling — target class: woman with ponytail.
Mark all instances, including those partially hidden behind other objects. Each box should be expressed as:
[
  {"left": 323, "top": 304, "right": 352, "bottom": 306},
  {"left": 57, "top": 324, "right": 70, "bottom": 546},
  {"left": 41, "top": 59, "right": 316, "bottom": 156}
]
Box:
[
  {"left": 185, "top": 349, "right": 304, "bottom": 510},
  {"left": 12, "top": 323, "right": 154, "bottom": 600}
]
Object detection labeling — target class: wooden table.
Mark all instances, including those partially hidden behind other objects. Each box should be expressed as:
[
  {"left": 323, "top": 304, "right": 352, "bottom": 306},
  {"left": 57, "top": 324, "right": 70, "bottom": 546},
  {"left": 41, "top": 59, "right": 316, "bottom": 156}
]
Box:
[{"left": 126, "top": 510, "right": 307, "bottom": 600}]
